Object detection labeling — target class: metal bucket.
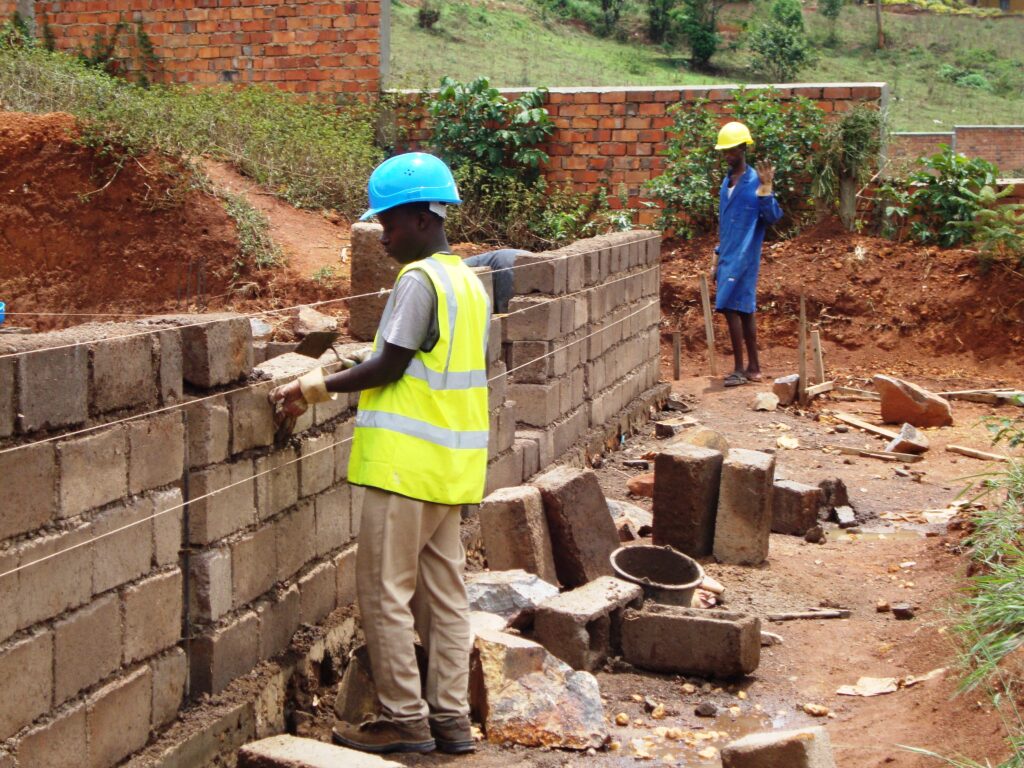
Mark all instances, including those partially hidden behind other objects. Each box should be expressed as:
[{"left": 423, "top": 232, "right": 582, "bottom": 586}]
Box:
[{"left": 610, "top": 545, "right": 704, "bottom": 607}]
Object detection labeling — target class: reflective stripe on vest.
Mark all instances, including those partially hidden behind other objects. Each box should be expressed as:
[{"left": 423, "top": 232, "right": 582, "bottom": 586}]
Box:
[{"left": 348, "top": 253, "right": 491, "bottom": 505}]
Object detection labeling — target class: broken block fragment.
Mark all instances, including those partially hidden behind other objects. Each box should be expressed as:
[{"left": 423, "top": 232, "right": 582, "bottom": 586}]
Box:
[{"left": 721, "top": 726, "right": 837, "bottom": 768}]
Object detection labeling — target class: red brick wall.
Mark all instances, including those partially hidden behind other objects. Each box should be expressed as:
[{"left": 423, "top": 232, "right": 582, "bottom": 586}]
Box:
[
  {"left": 956, "top": 126, "right": 1024, "bottom": 177},
  {"left": 399, "top": 83, "right": 887, "bottom": 226},
  {"left": 27, "top": 0, "right": 381, "bottom": 94},
  {"left": 889, "top": 127, "right": 1024, "bottom": 177}
]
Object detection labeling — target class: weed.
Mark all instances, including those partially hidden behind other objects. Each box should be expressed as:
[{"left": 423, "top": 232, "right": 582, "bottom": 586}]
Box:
[
  {"left": 222, "top": 192, "right": 283, "bottom": 276},
  {"left": 311, "top": 265, "right": 339, "bottom": 284}
]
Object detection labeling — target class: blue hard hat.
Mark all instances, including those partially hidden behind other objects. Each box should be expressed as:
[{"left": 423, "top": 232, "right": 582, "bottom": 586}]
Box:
[{"left": 360, "top": 152, "right": 461, "bottom": 221}]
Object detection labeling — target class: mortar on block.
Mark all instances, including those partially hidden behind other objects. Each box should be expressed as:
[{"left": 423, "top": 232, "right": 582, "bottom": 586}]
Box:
[{"left": 610, "top": 545, "right": 704, "bottom": 607}]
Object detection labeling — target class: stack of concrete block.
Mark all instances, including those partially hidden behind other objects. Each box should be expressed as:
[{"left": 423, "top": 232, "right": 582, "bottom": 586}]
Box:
[{"left": 713, "top": 449, "right": 777, "bottom": 566}]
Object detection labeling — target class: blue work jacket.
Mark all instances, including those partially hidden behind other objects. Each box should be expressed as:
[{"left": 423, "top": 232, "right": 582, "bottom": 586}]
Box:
[{"left": 714, "top": 165, "right": 783, "bottom": 314}]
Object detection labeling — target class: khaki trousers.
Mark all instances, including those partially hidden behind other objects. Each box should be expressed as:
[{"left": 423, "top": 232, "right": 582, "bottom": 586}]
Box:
[{"left": 356, "top": 485, "right": 471, "bottom": 723}]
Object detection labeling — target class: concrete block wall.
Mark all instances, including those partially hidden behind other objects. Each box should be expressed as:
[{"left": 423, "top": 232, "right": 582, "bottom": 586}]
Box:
[
  {"left": 397, "top": 83, "right": 888, "bottom": 226},
  {"left": 11, "top": 0, "right": 381, "bottom": 94},
  {"left": 0, "top": 228, "right": 663, "bottom": 765}
]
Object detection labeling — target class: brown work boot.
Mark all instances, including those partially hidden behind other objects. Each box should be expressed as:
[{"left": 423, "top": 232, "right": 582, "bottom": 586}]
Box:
[
  {"left": 331, "top": 716, "right": 435, "bottom": 754},
  {"left": 430, "top": 715, "right": 476, "bottom": 754}
]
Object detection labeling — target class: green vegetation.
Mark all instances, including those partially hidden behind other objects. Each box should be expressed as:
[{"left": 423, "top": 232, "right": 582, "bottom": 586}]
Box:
[
  {"left": 389, "top": 1, "right": 1024, "bottom": 131},
  {"left": 0, "top": 23, "right": 381, "bottom": 219},
  {"left": 222, "top": 192, "right": 284, "bottom": 275},
  {"left": 747, "top": 0, "right": 815, "bottom": 82}
]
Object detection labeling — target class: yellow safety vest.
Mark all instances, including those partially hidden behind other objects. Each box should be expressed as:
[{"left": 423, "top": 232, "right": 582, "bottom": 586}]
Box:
[{"left": 348, "top": 253, "right": 491, "bottom": 505}]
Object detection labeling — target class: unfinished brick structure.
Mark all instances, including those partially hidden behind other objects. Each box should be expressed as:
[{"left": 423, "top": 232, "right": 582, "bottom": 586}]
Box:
[
  {"left": 4, "top": 0, "right": 383, "bottom": 93},
  {"left": 0, "top": 228, "right": 664, "bottom": 766},
  {"left": 889, "top": 125, "right": 1024, "bottom": 177},
  {"left": 398, "top": 83, "right": 888, "bottom": 226}
]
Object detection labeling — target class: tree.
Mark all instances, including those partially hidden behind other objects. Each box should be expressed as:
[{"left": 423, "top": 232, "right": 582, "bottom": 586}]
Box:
[
  {"left": 819, "top": 0, "right": 843, "bottom": 46},
  {"left": 747, "top": 0, "right": 814, "bottom": 82},
  {"left": 874, "top": 0, "right": 885, "bottom": 49},
  {"left": 647, "top": 0, "right": 677, "bottom": 44},
  {"left": 674, "top": 0, "right": 723, "bottom": 69},
  {"left": 598, "top": 0, "right": 624, "bottom": 36}
]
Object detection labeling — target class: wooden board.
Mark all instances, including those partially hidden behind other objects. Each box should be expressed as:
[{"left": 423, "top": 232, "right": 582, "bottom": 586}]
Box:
[
  {"left": 798, "top": 296, "right": 808, "bottom": 405},
  {"left": 806, "top": 381, "right": 835, "bottom": 398},
  {"left": 672, "top": 331, "right": 681, "bottom": 381},
  {"left": 835, "top": 387, "right": 881, "bottom": 400},
  {"left": 699, "top": 275, "right": 717, "bottom": 376},
  {"left": 836, "top": 445, "right": 925, "bottom": 463},
  {"left": 834, "top": 412, "right": 899, "bottom": 441},
  {"left": 811, "top": 329, "right": 825, "bottom": 384},
  {"left": 946, "top": 444, "right": 1010, "bottom": 462}
]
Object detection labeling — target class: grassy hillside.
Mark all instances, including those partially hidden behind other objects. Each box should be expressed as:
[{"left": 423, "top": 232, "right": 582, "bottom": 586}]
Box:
[{"left": 388, "top": 1, "right": 1024, "bottom": 132}]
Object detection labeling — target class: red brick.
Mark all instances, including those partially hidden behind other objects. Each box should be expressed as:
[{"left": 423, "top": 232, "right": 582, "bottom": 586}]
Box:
[{"left": 823, "top": 86, "right": 852, "bottom": 99}]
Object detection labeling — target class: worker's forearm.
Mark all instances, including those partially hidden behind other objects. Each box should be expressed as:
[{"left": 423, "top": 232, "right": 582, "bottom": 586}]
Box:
[
  {"left": 324, "top": 356, "right": 404, "bottom": 392},
  {"left": 756, "top": 184, "right": 773, "bottom": 196}
]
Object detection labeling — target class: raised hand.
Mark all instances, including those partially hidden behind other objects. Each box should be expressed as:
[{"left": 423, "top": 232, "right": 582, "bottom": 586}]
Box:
[{"left": 755, "top": 160, "right": 775, "bottom": 192}]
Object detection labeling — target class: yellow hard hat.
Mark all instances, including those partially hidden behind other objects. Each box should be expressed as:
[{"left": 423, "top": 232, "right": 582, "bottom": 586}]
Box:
[{"left": 715, "top": 121, "right": 754, "bottom": 150}]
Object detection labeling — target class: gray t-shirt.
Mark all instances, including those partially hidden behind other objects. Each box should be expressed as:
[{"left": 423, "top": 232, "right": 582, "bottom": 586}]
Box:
[{"left": 379, "top": 269, "right": 439, "bottom": 352}]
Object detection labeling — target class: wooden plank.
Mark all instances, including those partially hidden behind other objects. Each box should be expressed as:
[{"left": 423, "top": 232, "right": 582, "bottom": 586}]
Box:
[
  {"left": 946, "top": 444, "right": 1011, "bottom": 463},
  {"left": 834, "top": 412, "right": 900, "bottom": 441},
  {"left": 835, "top": 387, "right": 881, "bottom": 400},
  {"left": 811, "top": 329, "right": 825, "bottom": 385},
  {"left": 806, "top": 380, "right": 835, "bottom": 397},
  {"left": 836, "top": 446, "right": 925, "bottom": 463},
  {"left": 699, "top": 275, "right": 717, "bottom": 376},
  {"left": 798, "top": 296, "right": 808, "bottom": 405},
  {"left": 672, "top": 332, "right": 681, "bottom": 381},
  {"left": 768, "top": 610, "right": 851, "bottom": 622}
]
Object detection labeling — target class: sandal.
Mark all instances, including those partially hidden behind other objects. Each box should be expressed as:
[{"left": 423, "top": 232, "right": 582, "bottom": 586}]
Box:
[
  {"left": 723, "top": 372, "right": 748, "bottom": 387},
  {"left": 745, "top": 371, "right": 764, "bottom": 382}
]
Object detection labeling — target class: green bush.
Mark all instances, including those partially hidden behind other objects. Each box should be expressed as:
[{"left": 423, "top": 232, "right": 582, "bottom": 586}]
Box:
[
  {"left": 811, "top": 104, "right": 884, "bottom": 227},
  {"left": 909, "top": 146, "right": 1000, "bottom": 247},
  {"left": 428, "top": 76, "right": 553, "bottom": 182},
  {"left": 673, "top": 0, "right": 722, "bottom": 68},
  {"left": 953, "top": 185, "right": 1024, "bottom": 269},
  {"left": 819, "top": 0, "right": 843, "bottom": 45},
  {"left": 645, "top": 88, "right": 824, "bottom": 236},
  {"left": 746, "top": 0, "right": 815, "bottom": 82},
  {"left": 0, "top": 38, "right": 382, "bottom": 218}
]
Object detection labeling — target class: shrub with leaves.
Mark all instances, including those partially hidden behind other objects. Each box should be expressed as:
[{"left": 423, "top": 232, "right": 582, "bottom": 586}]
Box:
[
  {"left": 428, "top": 76, "right": 553, "bottom": 182},
  {"left": 646, "top": 89, "right": 824, "bottom": 236},
  {"left": 819, "top": 0, "right": 843, "bottom": 45},
  {"left": 673, "top": 0, "right": 723, "bottom": 69},
  {"left": 746, "top": 0, "right": 814, "bottom": 82},
  {"left": 953, "top": 185, "right": 1024, "bottom": 268},
  {"left": 906, "top": 146, "right": 1000, "bottom": 247},
  {"left": 811, "top": 104, "right": 883, "bottom": 229}
]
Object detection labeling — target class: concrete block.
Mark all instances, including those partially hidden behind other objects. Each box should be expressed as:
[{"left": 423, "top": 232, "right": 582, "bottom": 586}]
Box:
[
  {"left": 0, "top": 630, "right": 52, "bottom": 740},
  {"left": 508, "top": 340, "right": 553, "bottom": 383},
  {"left": 14, "top": 526, "right": 91, "bottom": 630},
  {"left": 512, "top": 253, "right": 567, "bottom": 296},
  {"left": 534, "top": 576, "right": 642, "bottom": 671},
  {"left": 299, "top": 561, "right": 337, "bottom": 626},
  {"left": 190, "top": 546, "right": 232, "bottom": 625},
  {"left": 91, "top": 333, "right": 157, "bottom": 413},
  {"left": 534, "top": 467, "right": 619, "bottom": 588},
  {"left": 485, "top": 449, "right": 524, "bottom": 496},
  {"left": 54, "top": 594, "right": 120, "bottom": 705},
  {"left": 92, "top": 496, "right": 154, "bottom": 594},
  {"left": 551, "top": 406, "right": 588, "bottom": 460},
  {"left": 232, "top": 526, "right": 278, "bottom": 607},
  {"left": 0, "top": 357, "right": 14, "bottom": 438},
  {"left": 558, "top": 366, "right": 585, "bottom": 415},
  {"left": 621, "top": 603, "right": 760, "bottom": 678},
  {"left": 154, "top": 313, "right": 252, "bottom": 388},
  {"left": 255, "top": 448, "right": 298, "bottom": 521},
  {"left": 124, "top": 569, "right": 182, "bottom": 663},
  {"left": 152, "top": 487, "right": 184, "bottom": 567},
  {"left": 86, "top": 666, "right": 152, "bottom": 768},
  {"left": 238, "top": 735, "right": 404, "bottom": 768},
  {"left": 184, "top": 399, "right": 230, "bottom": 469},
  {"left": 15, "top": 700, "right": 86, "bottom": 768},
  {"left": 510, "top": 380, "right": 561, "bottom": 427},
  {"left": 332, "top": 419, "right": 355, "bottom": 483},
  {"left": 17, "top": 344, "right": 88, "bottom": 432},
  {"left": 190, "top": 610, "right": 259, "bottom": 695},
  {"left": 188, "top": 460, "right": 257, "bottom": 545},
  {"left": 349, "top": 222, "right": 398, "bottom": 342},
  {"left": 299, "top": 434, "right": 335, "bottom": 497},
  {"left": 151, "top": 647, "right": 187, "bottom": 729},
  {"left": 517, "top": 429, "right": 554, "bottom": 469},
  {"left": 0, "top": 441, "right": 55, "bottom": 539},
  {"left": 516, "top": 436, "right": 540, "bottom": 480},
  {"left": 58, "top": 426, "right": 128, "bottom": 518},
  {"left": 505, "top": 297, "right": 562, "bottom": 341},
  {"left": 488, "top": 361, "right": 507, "bottom": 412},
  {"left": 350, "top": 485, "right": 365, "bottom": 539},
  {"left": 652, "top": 444, "right": 723, "bottom": 557},
  {"left": 334, "top": 547, "right": 357, "bottom": 606},
  {"left": 229, "top": 381, "right": 275, "bottom": 454},
  {"left": 497, "top": 400, "right": 517, "bottom": 454},
  {"left": 275, "top": 500, "right": 316, "bottom": 581},
  {"left": 257, "top": 584, "right": 300, "bottom": 660},
  {"left": 713, "top": 449, "right": 776, "bottom": 566},
  {"left": 487, "top": 316, "right": 503, "bottom": 365},
  {"left": 772, "top": 480, "right": 825, "bottom": 536},
  {"left": 721, "top": 726, "right": 837, "bottom": 768},
  {"left": 156, "top": 328, "right": 184, "bottom": 404},
  {"left": 313, "top": 390, "right": 349, "bottom": 426},
  {"left": 479, "top": 486, "right": 559, "bottom": 585},
  {"left": 127, "top": 412, "right": 185, "bottom": 493},
  {"left": 315, "top": 484, "right": 350, "bottom": 557}
]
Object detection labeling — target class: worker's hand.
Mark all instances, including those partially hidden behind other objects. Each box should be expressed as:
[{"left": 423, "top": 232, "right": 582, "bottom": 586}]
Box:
[
  {"left": 710, "top": 255, "right": 718, "bottom": 281},
  {"left": 268, "top": 380, "right": 308, "bottom": 418},
  {"left": 755, "top": 161, "right": 775, "bottom": 195}
]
